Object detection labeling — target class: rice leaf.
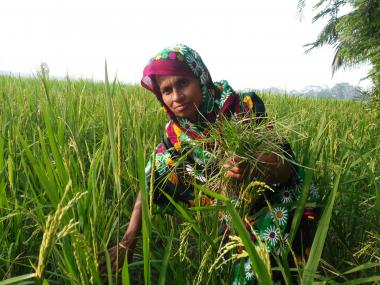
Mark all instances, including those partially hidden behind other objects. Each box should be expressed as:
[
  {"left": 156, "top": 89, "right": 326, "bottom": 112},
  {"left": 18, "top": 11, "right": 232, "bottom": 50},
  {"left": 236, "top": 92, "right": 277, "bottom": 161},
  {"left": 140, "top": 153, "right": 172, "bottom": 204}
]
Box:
[
  {"left": 225, "top": 200, "right": 273, "bottom": 285},
  {"left": 158, "top": 228, "right": 174, "bottom": 285},
  {"left": 340, "top": 275, "right": 380, "bottom": 285},
  {"left": 136, "top": 125, "right": 151, "bottom": 285},
  {"left": 302, "top": 170, "right": 341, "bottom": 284},
  {"left": 341, "top": 262, "right": 380, "bottom": 275},
  {"left": 0, "top": 273, "right": 36, "bottom": 285},
  {"left": 121, "top": 252, "right": 130, "bottom": 285}
]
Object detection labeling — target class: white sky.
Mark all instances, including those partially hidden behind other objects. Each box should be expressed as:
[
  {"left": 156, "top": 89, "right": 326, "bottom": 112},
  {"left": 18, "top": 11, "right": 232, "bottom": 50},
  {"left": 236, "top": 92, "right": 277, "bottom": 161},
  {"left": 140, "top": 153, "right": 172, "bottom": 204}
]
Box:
[{"left": 0, "top": 0, "right": 371, "bottom": 90}]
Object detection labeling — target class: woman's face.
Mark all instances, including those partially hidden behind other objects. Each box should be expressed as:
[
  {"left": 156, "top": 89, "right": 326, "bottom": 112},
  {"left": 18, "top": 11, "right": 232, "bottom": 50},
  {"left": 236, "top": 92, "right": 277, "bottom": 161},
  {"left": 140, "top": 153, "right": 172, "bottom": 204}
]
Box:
[{"left": 156, "top": 75, "right": 202, "bottom": 122}]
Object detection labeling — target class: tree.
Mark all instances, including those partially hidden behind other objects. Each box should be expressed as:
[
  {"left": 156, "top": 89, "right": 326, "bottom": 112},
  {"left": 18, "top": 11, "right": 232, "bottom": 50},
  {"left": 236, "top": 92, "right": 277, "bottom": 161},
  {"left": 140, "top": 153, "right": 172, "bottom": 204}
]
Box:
[{"left": 298, "top": 0, "right": 380, "bottom": 103}]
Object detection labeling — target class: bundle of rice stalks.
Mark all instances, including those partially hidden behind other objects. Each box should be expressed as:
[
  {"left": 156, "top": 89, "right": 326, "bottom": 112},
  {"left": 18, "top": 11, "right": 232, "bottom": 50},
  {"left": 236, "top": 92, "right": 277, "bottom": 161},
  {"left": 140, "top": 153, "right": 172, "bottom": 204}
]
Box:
[{"left": 201, "top": 114, "right": 290, "bottom": 205}]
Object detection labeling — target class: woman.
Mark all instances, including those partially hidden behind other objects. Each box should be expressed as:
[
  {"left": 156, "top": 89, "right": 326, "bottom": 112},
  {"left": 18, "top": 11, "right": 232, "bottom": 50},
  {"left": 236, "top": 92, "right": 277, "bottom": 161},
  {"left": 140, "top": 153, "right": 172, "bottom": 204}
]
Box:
[{"left": 99, "top": 44, "right": 318, "bottom": 283}]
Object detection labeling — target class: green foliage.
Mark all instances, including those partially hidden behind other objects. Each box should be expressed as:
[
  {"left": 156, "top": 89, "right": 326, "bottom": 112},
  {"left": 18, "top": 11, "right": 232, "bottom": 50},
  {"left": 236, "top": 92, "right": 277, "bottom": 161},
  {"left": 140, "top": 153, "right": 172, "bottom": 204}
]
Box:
[
  {"left": 0, "top": 75, "right": 379, "bottom": 283},
  {"left": 298, "top": 0, "right": 380, "bottom": 102}
]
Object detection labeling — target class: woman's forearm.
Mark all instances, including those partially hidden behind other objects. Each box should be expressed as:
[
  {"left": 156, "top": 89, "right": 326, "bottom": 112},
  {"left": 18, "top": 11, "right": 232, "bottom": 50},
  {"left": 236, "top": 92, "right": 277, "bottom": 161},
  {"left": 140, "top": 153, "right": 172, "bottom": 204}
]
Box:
[
  {"left": 98, "top": 192, "right": 143, "bottom": 272},
  {"left": 122, "top": 192, "right": 142, "bottom": 249}
]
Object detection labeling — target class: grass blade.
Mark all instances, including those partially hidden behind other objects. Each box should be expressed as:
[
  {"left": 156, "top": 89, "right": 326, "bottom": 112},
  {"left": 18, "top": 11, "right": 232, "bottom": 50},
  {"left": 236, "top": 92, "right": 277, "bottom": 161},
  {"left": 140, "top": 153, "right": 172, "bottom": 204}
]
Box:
[
  {"left": 225, "top": 200, "right": 273, "bottom": 285},
  {"left": 302, "top": 170, "right": 341, "bottom": 284},
  {"left": 121, "top": 252, "right": 130, "bottom": 285},
  {"left": 340, "top": 275, "right": 380, "bottom": 285},
  {"left": 101, "top": 242, "right": 113, "bottom": 285},
  {"left": 158, "top": 228, "right": 174, "bottom": 285},
  {"left": 342, "top": 262, "right": 380, "bottom": 275},
  {"left": 0, "top": 273, "right": 36, "bottom": 285},
  {"left": 136, "top": 126, "right": 151, "bottom": 285}
]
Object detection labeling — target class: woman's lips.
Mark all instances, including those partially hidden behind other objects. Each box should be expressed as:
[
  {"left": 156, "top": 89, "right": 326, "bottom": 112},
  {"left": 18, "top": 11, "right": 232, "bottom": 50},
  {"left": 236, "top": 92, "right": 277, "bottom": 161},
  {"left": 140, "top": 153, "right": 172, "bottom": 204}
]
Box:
[{"left": 175, "top": 103, "right": 190, "bottom": 112}]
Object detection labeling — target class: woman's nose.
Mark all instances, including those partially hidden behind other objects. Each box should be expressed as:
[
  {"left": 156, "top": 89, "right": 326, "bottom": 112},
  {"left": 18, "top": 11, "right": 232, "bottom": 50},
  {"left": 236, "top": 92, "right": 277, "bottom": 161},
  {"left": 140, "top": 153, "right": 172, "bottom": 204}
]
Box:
[{"left": 172, "top": 88, "right": 183, "bottom": 101}]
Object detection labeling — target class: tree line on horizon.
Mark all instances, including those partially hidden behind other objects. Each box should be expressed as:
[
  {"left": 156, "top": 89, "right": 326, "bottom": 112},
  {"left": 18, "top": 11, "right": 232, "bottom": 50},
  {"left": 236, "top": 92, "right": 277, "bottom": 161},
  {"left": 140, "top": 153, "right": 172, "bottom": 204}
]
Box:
[{"left": 260, "top": 82, "right": 362, "bottom": 99}]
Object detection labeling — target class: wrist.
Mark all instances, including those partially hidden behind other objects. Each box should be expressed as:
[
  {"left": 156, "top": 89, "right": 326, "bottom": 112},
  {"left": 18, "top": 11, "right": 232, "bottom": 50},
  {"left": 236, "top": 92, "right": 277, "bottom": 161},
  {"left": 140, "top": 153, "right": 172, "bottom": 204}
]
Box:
[{"left": 122, "top": 230, "right": 138, "bottom": 244}]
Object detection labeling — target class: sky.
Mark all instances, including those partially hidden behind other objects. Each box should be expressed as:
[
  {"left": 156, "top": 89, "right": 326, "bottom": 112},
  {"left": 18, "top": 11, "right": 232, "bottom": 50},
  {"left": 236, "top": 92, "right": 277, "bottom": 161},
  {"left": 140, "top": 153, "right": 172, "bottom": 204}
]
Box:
[{"left": 0, "top": 0, "right": 372, "bottom": 91}]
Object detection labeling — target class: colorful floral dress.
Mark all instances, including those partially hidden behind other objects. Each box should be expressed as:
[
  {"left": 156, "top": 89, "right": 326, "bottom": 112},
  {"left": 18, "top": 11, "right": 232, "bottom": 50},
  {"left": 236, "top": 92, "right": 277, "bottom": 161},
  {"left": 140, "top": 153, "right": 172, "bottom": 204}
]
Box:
[{"left": 141, "top": 44, "right": 319, "bottom": 284}]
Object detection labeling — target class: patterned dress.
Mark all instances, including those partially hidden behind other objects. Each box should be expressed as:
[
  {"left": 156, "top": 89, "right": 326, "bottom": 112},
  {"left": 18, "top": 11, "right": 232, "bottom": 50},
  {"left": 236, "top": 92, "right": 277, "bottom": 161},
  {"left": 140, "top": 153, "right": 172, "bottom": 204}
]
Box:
[{"left": 141, "top": 44, "right": 319, "bottom": 284}]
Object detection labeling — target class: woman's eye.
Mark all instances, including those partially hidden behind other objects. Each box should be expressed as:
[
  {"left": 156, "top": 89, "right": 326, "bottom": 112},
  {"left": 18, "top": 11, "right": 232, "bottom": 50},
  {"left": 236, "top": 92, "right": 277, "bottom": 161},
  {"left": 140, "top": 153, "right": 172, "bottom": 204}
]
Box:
[
  {"left": 178, "top": 79, "right": 189, "bottom": 87},
  {"left": 161, "top": 88, "right": 171, "bottom": 95}
]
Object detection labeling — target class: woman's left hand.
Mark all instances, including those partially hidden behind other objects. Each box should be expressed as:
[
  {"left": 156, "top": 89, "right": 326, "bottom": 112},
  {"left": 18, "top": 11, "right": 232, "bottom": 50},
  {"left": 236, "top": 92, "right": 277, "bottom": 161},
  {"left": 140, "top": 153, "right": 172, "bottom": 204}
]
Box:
[{"left": 223, "top": 153, "right": 294, "bottom": 184}]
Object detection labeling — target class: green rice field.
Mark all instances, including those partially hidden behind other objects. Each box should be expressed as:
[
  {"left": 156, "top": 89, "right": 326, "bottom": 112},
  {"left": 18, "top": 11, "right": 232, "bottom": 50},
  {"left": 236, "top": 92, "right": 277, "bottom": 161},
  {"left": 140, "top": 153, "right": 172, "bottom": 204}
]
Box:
[{"left": 0, "top": 73, "right": 379, "bottom": 284}]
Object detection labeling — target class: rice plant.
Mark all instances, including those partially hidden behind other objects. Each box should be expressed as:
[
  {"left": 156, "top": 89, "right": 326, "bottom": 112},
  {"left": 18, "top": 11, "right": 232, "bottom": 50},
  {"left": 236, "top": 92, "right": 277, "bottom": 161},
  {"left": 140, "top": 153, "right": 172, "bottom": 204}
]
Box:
[{"left": 0, "top": 74, "right": 379, "bottom": 284}]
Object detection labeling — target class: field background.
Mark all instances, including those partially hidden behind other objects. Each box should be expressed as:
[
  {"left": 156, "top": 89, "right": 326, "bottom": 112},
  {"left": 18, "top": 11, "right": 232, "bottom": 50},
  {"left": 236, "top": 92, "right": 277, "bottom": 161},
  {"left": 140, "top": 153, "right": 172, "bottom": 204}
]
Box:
[{"left": 0, "top": 74, "right": 379, "bottom": 284}]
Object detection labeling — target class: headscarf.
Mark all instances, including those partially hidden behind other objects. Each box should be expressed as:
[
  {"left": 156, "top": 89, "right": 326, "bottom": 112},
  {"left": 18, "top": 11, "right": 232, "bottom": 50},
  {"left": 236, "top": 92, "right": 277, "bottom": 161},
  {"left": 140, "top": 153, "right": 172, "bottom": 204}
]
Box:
[{"left": 141, "top": 44, "right": 251, "bottom": 151}]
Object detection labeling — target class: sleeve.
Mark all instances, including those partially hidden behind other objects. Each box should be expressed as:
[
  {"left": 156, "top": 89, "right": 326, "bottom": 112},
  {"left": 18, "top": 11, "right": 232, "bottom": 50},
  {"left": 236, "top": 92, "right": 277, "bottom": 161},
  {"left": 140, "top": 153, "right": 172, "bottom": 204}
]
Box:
[{"left": 145, "top": 142, "right": 195, "bottom": 207}]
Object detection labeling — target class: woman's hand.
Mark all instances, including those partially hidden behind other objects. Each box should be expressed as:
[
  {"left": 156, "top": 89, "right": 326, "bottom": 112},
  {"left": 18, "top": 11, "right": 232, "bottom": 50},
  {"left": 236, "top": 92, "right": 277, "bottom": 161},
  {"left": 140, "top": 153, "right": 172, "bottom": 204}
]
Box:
[
  {"left": 223, "top": 156, "right": 247, "bottom": 180},
  {"left": 98, "top": 236, "right": 134, "bottom": 273},
  {"left": 223, "top": 153, "right": 294, "bottom": 184},
  {"left": 254, "top": 152, "right": 294, "bottom": 184},
  {"left": 98, "top": 192, "right": 142, "bottom": 274}
]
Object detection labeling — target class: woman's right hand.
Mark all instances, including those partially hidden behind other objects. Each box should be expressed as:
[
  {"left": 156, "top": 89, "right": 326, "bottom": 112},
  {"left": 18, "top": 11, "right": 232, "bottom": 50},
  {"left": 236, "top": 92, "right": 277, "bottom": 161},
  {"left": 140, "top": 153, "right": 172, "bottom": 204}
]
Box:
[
  {"left": 98, "top": 236, "right": 134, "bottom": 273},
  {"left": 98, "top": 192, "right": 142, "bottom": 274}
]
